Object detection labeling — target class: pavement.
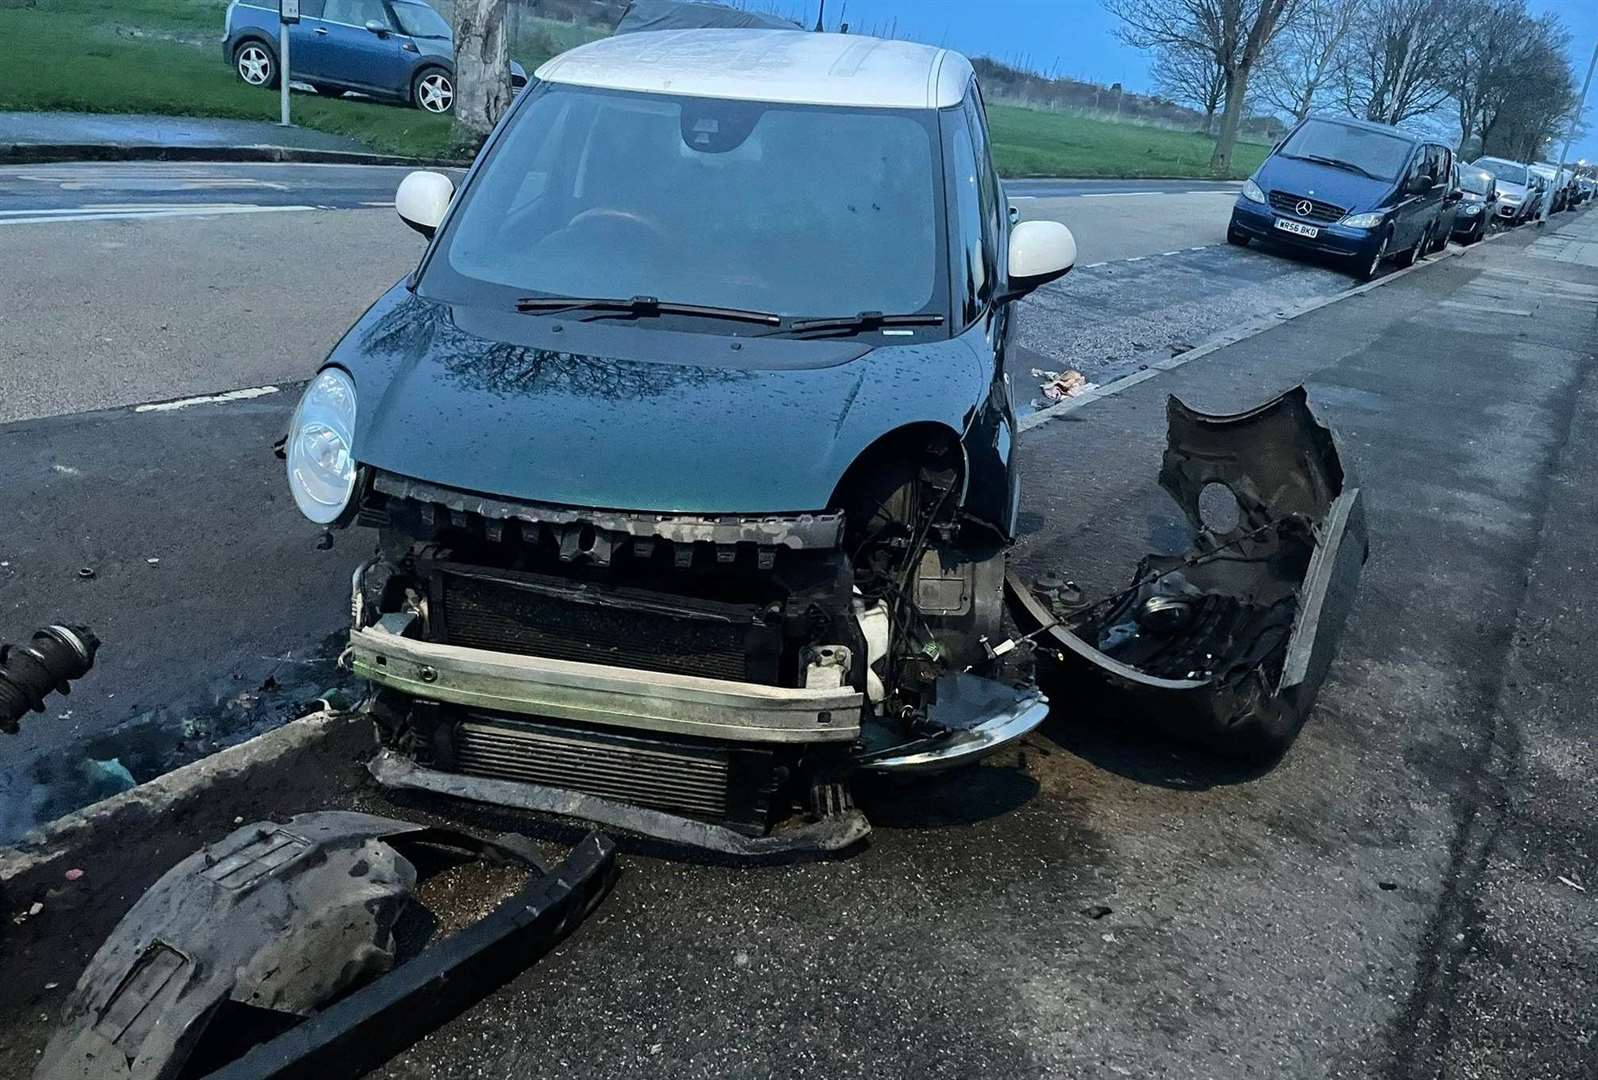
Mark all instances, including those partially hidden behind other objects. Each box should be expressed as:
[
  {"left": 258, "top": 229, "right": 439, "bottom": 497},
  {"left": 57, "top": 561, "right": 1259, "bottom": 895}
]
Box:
[
  {"left": 0, "top": 110, "right": 369, "bottom": 153},
  {"left": 0, "top": 202, "right": 1591, "bottom": 1080}
]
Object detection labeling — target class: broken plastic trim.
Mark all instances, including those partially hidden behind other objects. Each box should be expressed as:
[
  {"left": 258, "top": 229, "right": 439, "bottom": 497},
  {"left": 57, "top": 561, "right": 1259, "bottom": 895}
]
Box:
[
  {"left": 203, "top": 832, "right": 615, "bottom": 1080},
  {"left": 35, "top": 813, "right": 616, "bottom": 1080},
  {"left": 370, "top": 750, "right": 872, "bottom": 857},
  {"left": 370, "top": 471, "right": 846, "bottom": 549},
  {"left": 1010, "top": 386, "right": 1368, "bottom": 758},
  {"left": 857, "top": 673, "right": 1050, "bottom": 773}
]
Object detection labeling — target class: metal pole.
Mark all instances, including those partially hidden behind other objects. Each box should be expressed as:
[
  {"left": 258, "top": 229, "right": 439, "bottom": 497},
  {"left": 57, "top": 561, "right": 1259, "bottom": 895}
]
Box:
[
  {"left": 1557, "top": 35, "right": 1597, "bottom": 170},
  {"left": 279, "top": 18, "right": 291, "bottom": 126}
]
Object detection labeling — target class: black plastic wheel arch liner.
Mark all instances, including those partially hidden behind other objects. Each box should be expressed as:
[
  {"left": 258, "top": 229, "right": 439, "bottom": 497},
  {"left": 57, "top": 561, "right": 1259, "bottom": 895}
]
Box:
[
  {"left": 35, "top": 812, "right": 616, "bottom": 1080},
  {"left": 1007, "top": 386, "right": 1369, "bottom": 758}
]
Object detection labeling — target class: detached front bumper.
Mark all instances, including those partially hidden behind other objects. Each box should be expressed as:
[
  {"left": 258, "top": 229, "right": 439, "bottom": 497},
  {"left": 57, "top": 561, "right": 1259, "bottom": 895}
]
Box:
[{"left": 1230, "top": 200, "right": 1383, "bottom": 260}]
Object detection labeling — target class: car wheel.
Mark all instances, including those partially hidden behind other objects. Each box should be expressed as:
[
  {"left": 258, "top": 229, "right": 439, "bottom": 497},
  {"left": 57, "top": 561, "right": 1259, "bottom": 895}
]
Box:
[
  {"left": 412, "top": 69, "right": 454, "bottom": 114},
  {"left": 1226, "top": 222, "right": 1250, "bottom": 246},
  {"left": 234, "top": 41, "right": 277, "bottom": 90},
  {"left": 1357, "top": 230, "right": 1390, "bottom": 282},
  {"left": 1397, "top": 224, "right": 1427, "bottom": 268}
]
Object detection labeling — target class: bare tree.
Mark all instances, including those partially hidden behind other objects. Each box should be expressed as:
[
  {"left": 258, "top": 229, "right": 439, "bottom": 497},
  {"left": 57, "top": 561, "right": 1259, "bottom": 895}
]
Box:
[
  {"left": 1256, "top": 0, "right": 1365, "bottom": 122},
  {"left": 1153, "top": 44, "right": 1229, "bottom": 134},
  {"left": 1339, "top": 0, "right": 1467, "bottom": 125},
  {"left": 1476, "top": 14, "right": 1578, "bottom": 160},
  {"left": 1103, "top": 0, "right": 1304, "bottom": 175},
  {"left": 454, "top": 0, "right": 512, "bottom": 140}
]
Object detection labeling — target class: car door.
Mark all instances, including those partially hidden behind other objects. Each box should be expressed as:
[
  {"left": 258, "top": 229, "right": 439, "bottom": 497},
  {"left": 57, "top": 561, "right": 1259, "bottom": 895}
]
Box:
[
  {"left": 1394, "top": 147, "right": 1428, "bottom": 248},
  {"left": 284, "top": 0, "right": 330, "bottom": 80},
  {"left": 314, "top": 0, "right": 403, "bottom": 93}
]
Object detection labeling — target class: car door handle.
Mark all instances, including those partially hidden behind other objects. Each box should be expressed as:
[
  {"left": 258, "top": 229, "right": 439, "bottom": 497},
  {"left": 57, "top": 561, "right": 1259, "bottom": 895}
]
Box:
[{"left": 314, "top": 26, "right": 328, "bottom": 34}]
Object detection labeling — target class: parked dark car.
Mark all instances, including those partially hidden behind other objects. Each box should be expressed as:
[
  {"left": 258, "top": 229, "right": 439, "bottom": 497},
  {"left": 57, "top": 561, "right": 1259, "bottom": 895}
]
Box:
[
  {"left": 1229, "top": 115, "right": 1453, "bottom": 280},
  {"left": 1427, "top": 159, "right": 1466, "bottom": 253},
  {"left": 1450, "top": 163, "right": 1497, "bottom": 243},
  {"left": 223, "top": 0, "right": 527, "bottom": 113},
  {"left": 281, "top": 31, "right": 1367, "bottom": 852}
]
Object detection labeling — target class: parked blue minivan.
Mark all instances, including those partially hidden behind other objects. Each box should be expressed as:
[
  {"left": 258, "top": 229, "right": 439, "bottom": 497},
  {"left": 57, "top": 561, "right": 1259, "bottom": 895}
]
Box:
[
  {"left": 223, "top": 0, "right": 528, "bottom": 113},
  {"left": 1228, "top": 115, "right": 1456, "bottom": 281}
]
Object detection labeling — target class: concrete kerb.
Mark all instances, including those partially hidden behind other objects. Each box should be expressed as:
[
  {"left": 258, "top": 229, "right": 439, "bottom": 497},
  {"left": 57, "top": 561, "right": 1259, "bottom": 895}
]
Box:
[
  {"left": 0, "top": 142, "right": 471, "bottom": 169},
  {"left": 0, "top": 708, "right": 361, "bottom": 884},
  {"left": 1018, "top": 225, "right": 1511, "bottom": 434}
]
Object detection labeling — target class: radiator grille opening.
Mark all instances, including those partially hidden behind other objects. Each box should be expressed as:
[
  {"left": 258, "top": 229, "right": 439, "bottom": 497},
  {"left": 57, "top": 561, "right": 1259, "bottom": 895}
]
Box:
[
  {"left": 437, "top": 565, "right": 777, "bottom": 683},
  {"left": 1267, "top": 190, "right": 1347, "bottom": 224},
  {"left": 450, "top": 716, "right": 777, "bottom": 832}
]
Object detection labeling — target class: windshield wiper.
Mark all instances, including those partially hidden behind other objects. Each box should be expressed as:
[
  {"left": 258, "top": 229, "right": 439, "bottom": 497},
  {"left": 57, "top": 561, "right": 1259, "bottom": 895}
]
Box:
[
  {"left": 758, "top": 311, "right": 946, "bottom": 338},
  {"left": 514, "top": 294, "right": 781, "bottom": 326},
  {"left": 1284, "top": 153, "right": 1382, "bottom": 181}
]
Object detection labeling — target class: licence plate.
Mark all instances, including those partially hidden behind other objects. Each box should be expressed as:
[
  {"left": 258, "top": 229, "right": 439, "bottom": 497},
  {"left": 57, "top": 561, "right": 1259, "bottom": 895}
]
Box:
[{"left": 1274, "top": 218, "right": 1319, "bottom": 238}]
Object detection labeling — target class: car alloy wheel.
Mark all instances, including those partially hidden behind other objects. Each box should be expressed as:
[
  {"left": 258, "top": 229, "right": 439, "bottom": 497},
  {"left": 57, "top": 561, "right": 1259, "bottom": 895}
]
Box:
[
  {"left": 1362, "top": 232, "right": 1389, "bottom": 281},
  {"left": 416, "top": 72, "right": 454, "bottom": 114},
  {"left": 236, "top": 44, "right": 273, "bottom": 87}
]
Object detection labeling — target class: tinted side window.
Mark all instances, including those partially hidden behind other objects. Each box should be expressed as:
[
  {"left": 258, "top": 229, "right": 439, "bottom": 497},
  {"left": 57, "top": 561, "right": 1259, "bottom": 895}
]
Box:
[
  {"left": 298, "top": 0, "right": 326, "bottom": 17},
  {"left": 324, "top": 0, "right": 386, "bottom": 25},
  {"left": 943, "top": 107, "right": 987, "bottom": 328}
]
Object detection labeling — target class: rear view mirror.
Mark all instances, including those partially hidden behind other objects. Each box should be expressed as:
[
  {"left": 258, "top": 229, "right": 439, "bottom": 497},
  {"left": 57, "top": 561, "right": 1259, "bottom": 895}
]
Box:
[
  {"left": 999, "top": 220, "right": 1077, "bottom": 303},
  {"left": 395, "top": 170, "right": 454, "bottom": 239}
]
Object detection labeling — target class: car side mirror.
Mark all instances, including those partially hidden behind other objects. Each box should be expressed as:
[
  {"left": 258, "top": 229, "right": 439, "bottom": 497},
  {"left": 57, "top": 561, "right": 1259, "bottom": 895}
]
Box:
[
  {"left": 1407, "top": 175, "right": 1431, "bottom": 196},
  {"left": 395, "top": 170, "right": 453, "bottom": 239},
  {"left": 364, "top": 19, "right": 389, "bottom": 36},
  {"left": 998, "top": 220, "right": 1077, "bottom": 303}
]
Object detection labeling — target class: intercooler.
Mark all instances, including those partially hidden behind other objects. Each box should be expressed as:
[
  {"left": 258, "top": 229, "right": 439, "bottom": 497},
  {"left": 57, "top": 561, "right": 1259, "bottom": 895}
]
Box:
[
  {"left": 448, "top": 713, "right": 779, "bottom": 835},
  {"left": 426, "top": 561, "right": 782, "bottom": 684}
]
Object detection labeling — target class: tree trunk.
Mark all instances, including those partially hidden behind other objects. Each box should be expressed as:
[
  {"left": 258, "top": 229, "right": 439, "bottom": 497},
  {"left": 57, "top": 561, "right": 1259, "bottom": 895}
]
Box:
[
  {"left": 1203, "top": 104, "right": 1217, "bottom": 136},
  {"left": 455, "top": 0, "right": 510, "bottom": 140},
  {"left": 1209, "top": 67, "right": 1249, "bottom": 176}
]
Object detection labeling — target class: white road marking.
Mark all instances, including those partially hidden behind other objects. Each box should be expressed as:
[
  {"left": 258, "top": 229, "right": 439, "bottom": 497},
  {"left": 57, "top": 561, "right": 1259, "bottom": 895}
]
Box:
[
  {"left": 1124, "top": 256, "right": 1146, "bottom": 262},
  {"left": 1162, "top": 250, "right": 1182, "bottom": 256},
  {"left": 0, "top": 205, "right": 317, "bottom": 226},
  {"left": 134, "top": 386, "right": 282, "bottom": 413},
  {"left": 1080, "top": 191, "right": 1162, "bottom": 198},
  {"left": 361, "top": 200, "right": 395, "bottom": 207},
  {"left": 1008, "top": 195, "right": 1039, "bottom": 200},
  {"left": 1184, "top": 190, "right": 1242, "bottom": 196},
  {"left": 1083, "top": 261, "right": 1107, "bottom": 269}
]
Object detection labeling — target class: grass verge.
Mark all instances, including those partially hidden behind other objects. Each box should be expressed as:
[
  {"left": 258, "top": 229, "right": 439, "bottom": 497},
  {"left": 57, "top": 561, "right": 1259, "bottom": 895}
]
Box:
[
  {"left": 989, "top": 103, "right": 1269, "bottom": 179},
  {"left": 3, "top": 0, "right": 1268, "bottom": 176}
]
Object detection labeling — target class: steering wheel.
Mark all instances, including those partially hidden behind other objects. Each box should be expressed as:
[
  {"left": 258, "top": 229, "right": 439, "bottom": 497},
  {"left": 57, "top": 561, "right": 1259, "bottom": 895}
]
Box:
[{"left": 564, "top": 208, "right": 673, "bottom": 248}]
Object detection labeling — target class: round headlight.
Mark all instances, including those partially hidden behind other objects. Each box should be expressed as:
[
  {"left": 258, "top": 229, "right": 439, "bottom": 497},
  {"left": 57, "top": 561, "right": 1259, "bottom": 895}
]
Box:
[{"left": 286, "top": 368, "right": 358, "bottom": 525}]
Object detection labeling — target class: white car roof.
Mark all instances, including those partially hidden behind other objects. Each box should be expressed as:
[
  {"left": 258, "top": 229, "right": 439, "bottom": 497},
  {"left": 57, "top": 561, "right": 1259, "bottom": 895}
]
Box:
[{"left": 534, "top": 29, "right": 974, "bottom": 110}]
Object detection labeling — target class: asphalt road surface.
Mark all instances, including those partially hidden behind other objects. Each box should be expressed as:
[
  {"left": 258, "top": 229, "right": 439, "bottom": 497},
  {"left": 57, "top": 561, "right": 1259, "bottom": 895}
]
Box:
[{"left": 1, "top": 204, "right": 1593, "bottom": 1080}]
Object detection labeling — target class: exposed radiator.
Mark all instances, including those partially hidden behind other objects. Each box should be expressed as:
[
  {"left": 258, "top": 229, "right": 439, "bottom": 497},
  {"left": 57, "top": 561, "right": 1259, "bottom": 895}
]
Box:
[
  {"left": 432, "top": 562, "right": 780, "bottom": 684},
  {"left": 451, "top": 716, "right": 777, "bottom": 834}
]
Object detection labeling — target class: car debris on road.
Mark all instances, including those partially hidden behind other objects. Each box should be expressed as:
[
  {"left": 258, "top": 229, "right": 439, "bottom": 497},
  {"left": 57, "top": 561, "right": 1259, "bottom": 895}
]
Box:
[{"left": 33, "top": 813, "right": 616, "bottom": 1080}]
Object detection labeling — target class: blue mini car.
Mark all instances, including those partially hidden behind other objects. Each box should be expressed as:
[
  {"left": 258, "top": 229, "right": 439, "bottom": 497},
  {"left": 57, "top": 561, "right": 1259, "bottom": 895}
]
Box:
[
  {"left": 223, "top": 0, "right": 527, "bottom": 113},
  {"left": 1228, "top": 115, "right": 1454, "bottom": 281}
]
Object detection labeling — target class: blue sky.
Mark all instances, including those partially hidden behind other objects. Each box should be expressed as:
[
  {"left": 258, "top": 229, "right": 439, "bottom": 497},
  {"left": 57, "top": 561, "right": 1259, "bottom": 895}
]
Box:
[{"left": 781, "top": 0, "right": 1598, "bottom": 161}]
